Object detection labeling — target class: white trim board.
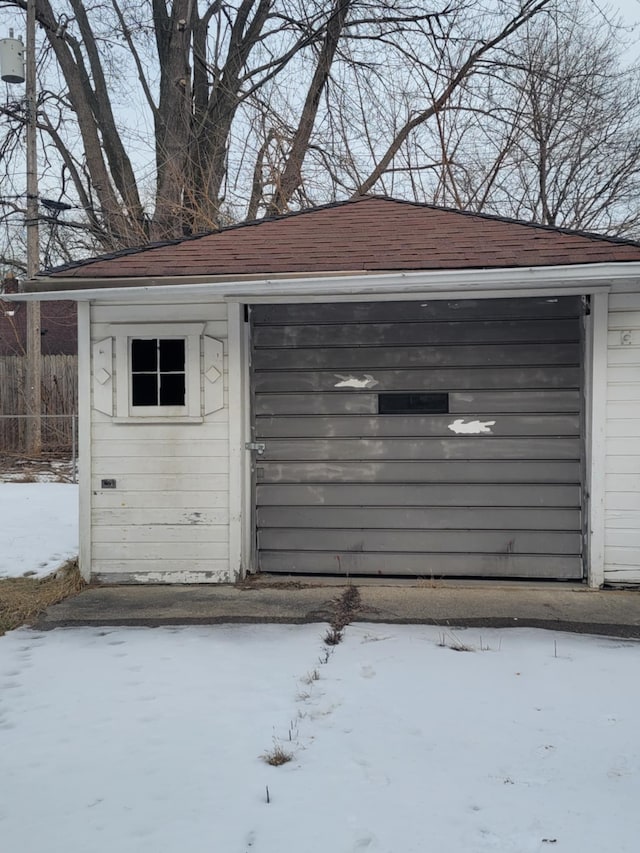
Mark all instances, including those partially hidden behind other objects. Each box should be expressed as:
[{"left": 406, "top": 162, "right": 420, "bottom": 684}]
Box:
[
  {"left": 77, "top": 302, "right": 92, "bottom": 581},
  {"left": 9, "top": 261, "right": 640, "bottom": 303},
  {"left": 586, "top": 292, "right": 609, "bottom": 587}
]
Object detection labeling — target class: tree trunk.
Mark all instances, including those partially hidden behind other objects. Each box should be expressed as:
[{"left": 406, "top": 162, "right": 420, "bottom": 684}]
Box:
[
  {"left": 266, "top": 0, "right": 352, "bottom": 216},
  {"left": 151, "top": 0, "right": 194, "bottom": 240}
]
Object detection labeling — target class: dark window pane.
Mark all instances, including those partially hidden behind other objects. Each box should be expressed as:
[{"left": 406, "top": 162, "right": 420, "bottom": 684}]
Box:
[
  {"left": 160, "top": 373, "right": 185, "bottom": 405},
  {"left": 131, "top": 338, "right": 157, "bottom": 372},
  {"left": 159, "top": 339, "right": 185, "bottom": 372},
  {"left": 132, "top": 374, "right": 158, "bottom": 406},
  {"left": 378, "top": 393, "right": 449, "bottom": 415}
]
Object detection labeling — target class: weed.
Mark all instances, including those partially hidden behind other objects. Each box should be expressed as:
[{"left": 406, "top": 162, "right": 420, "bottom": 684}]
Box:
[
  {"left": 324, "top": 627, "right": 343, "bottom": 646},
  {"left": 300, "top": 669, "right": 320, "bottom": 685},
  {"left": 331, "top": 585, "right": 361, "bottom": 631},
  {"left": 478, "top": 635, "right": 494, "bottom": 652},
  {"left": 262, "top": 741, "right": 293, "bottom": 767},
  {"left": 437, "top": 631, "right": 474, "bottom": 652}
]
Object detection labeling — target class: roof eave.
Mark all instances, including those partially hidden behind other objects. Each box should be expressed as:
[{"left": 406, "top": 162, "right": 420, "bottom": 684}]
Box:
[{"left": 4, "top": 262, "right": 640, "bottom": 303}]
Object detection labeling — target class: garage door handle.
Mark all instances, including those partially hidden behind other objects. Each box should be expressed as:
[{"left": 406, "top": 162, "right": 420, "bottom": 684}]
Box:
[{"left": 245, "top": 442, "right": 266, "bottom": 455}]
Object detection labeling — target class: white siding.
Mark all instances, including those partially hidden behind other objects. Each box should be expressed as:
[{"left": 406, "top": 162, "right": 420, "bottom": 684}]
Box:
[
  {"left": 605, "top": 289, "right": 640, "bottom": 584},
  {"left": 89, "top": 301, "right": 232, "bottom": 582}
]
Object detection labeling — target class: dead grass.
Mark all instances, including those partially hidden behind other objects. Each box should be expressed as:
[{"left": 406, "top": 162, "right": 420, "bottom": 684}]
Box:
[
  {"left": 0, "top": 559, "right": 85, "bottom": 636},
  {"left": 0, "top": 452, "right": 75, "bottom": 483},
  {"left": 262, "top": 743, "right": 294, "bottom": 766}
]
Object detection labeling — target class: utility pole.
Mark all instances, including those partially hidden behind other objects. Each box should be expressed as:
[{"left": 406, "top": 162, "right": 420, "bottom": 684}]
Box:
[
  {"left": 2, "top": 8, "right": 72, "bottom": 457},
  {"left": 24, "top": 0, "right": 41, "bottom": 455}
]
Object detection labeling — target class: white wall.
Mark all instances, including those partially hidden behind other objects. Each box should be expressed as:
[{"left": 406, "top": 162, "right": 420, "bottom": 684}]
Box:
[
  {"left": 89, "top": 301, "right": 232, "bottom": 582},
  {"left": 605, "top": 290, "right": 640, "bottom": 584}
]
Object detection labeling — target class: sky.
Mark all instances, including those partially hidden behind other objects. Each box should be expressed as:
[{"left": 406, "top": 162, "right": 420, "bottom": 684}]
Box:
[{"left": 616, "top": 0, "right": 640, "bottom": 20}]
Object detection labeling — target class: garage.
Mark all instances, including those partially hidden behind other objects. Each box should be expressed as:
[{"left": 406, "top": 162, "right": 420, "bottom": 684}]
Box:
[{"left": 251, "top": 296, "right": 585, "bottom": 579}]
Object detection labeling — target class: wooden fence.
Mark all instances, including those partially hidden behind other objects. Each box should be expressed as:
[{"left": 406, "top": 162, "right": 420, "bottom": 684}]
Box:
[{"left": 0, "top": 355, "right": 78, "bottom": 452}]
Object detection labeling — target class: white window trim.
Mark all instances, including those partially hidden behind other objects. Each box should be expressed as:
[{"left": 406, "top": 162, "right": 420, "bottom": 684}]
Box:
[{"left": 111, "top": 323, "right": 205, "bottom": 422}]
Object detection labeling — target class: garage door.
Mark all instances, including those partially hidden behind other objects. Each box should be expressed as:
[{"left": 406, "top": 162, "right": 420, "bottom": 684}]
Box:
[{"left": 251, "top": 297, "right": 584, "bottom": 579}]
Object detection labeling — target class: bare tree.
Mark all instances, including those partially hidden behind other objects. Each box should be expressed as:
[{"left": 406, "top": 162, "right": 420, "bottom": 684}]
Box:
[
  {"left": 416, "top": 3, "right": 640, "bottom": 235},
  {"left": 3, "top": 0, "right": 637, "bottom": 276}
]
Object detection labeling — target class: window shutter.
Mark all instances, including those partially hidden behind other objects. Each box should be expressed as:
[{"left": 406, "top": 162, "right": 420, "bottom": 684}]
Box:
[
  {"left": 93, "top": 338, "right": 113, "bottom": 415},
  {"left": 203, "top": 336, "right": 224, "bottom": 414}
]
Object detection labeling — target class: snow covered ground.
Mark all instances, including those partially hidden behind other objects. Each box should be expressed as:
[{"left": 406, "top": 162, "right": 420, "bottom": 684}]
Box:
[
  {"left": 1, "top": 482, "right": 638, "bottom": 850},
  {"left": 0, "top": 483, "right": 78, "bottom": 578},
  {"left": 1, "top": 622, "right": 639, "bottom": 853}
]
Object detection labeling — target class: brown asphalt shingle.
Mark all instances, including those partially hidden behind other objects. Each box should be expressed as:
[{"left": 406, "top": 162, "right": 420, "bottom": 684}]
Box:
[{"left": 50, "top": 197, "right": 640, "bottom": 279}]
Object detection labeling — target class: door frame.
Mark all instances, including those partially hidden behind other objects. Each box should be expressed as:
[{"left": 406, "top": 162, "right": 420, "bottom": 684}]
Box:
[{"left": 227, "top": 302, "right": 254, "bottom": 580}]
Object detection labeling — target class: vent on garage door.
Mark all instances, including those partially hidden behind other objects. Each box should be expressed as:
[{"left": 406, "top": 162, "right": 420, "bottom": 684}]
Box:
[{"left": 250, "top": 297, "right": 584, "bottom": 579}]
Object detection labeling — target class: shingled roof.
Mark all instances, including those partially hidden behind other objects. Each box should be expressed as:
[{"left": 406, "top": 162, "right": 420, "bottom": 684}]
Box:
[{"left": 49, "top": 196, "right": 640, "bottom": 279}]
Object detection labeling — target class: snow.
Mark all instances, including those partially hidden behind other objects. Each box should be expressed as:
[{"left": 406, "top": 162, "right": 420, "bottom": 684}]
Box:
[
  {"left": 0, "top": 483, "right": 79, "bottom": 578},
  {"left": 1, "top": 482, "right": 638, "bottom": 849},
  {"left": 1, "top": 623, "right": 639, "bottom": 853}
]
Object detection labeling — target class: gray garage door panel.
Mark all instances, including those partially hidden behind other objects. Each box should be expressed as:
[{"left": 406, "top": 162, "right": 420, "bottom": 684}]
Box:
[
  {"left": 254, "top": 367, "right": 581, "bottom": 393},
  {"left": 256, "top": 414, "right": 580, "bottom": 438},
  {"left": 256, "top": 483, "right": 580, "bottom": 507},
  {"left": 258, "top": 529, "right": 581, "bottom": 555},
  {"left": 254, "top": 342, "right": 581, "bottom": 370},
  {"left": 257, "top": 460, "right": 581, "bottom": 484},
  {"left": 256, "top": 506, "right": 581, "bottom": 531},
  {"left": 254, "top": 389, "right": 581, "bottom": 416},
  {"left": 258, "top": 552, "right": 582, "bottom": 579},
  {"left": 251, "top": 297, "right": 585, "bottom": 580},
  {"left": 253, "top": 319, "right": 578, "bottom": 348},
  {"left": 253, "top": 297, "right": 583, "bottom": 324},
  {"left": 262, "top": 437, "right": 581, "bottom": 461}
]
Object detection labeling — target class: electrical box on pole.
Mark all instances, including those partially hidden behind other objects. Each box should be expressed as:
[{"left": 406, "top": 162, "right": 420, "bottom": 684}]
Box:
[{"left": 0, "top": 31, "right": 25, "bottom": 83}]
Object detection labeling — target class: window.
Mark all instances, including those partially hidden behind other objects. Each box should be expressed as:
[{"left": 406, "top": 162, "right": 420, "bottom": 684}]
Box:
[
  {"left": 131, "top": 338, "right": 186, "bottom": 407},
  {"left": 111, "top": 323, "right": 206, "bottom": 421}
]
